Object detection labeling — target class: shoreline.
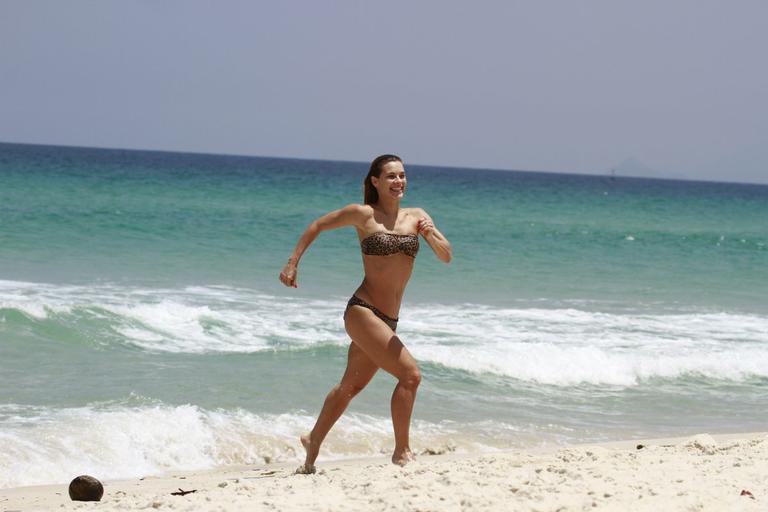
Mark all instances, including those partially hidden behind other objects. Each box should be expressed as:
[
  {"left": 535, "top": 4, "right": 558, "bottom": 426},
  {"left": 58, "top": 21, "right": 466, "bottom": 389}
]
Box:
[{"left": 3, "top": 432, "right": 766, "bottom": 511}]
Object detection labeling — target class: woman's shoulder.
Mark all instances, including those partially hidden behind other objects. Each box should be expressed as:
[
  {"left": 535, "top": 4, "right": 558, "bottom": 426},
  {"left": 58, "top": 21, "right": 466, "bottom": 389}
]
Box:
[
  {"left": 340, "top": 203, "right": 374, "bottom": 215},
  {"left": 335, "top": 203, "right": 375, "bottom": 224}
]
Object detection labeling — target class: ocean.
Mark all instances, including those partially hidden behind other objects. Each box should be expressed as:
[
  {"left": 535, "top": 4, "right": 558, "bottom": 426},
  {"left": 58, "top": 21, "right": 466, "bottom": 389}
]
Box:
[{"left": 1, "top": 142, "right": 766, "bottom": 488}]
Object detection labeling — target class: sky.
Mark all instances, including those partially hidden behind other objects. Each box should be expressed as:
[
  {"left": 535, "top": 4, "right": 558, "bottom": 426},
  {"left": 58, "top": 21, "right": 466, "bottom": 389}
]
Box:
[{"left": 1, "top": 1, "right": 766, "bottom": 184}]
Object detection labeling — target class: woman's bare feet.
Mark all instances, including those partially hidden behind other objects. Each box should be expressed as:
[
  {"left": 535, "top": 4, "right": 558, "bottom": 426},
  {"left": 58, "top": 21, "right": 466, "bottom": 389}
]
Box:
[
  {"left": 295, "top": 433, "right": 318, "bottom": 475},
  {"left": 391, "top": 447, "right": 415, "bottom": 466},
  {"left": 294, "top": 464, "right": 316, "bottom": 475}
]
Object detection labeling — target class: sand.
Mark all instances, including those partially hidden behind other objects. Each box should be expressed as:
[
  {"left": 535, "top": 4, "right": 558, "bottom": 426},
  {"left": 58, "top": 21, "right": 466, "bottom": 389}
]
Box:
[{"left": 2, "top": 432, "right": 766, "bottom": 511}]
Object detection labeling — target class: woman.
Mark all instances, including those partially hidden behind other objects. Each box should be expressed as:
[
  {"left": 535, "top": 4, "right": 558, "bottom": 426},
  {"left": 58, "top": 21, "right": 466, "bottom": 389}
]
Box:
[{"left": 279, "top": 154, "right": 452, "bottom": 473}]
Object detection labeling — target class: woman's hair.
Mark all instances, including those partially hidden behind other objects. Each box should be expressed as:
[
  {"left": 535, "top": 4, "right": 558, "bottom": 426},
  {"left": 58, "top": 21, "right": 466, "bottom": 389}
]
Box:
[{"left": 364, "top": 154, "right": 402, "bottom": 205}]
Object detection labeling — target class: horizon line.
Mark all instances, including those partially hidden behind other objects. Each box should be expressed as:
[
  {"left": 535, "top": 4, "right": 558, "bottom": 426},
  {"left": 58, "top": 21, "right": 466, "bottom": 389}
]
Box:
[{"left": 1, "top": 139, "right": 764, "bottom": 188}]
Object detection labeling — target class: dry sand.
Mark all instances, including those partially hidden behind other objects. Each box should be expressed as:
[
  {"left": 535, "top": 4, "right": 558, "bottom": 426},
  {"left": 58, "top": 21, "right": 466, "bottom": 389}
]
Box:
[{"left": 2, "top": 432, "right": 766, "bottom": 511}]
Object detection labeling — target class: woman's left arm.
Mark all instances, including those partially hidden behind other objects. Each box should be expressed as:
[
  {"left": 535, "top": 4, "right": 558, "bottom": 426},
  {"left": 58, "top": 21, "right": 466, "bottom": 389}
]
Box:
[{"left": 416, "top": 209, "right": 452, "bottom": 263}]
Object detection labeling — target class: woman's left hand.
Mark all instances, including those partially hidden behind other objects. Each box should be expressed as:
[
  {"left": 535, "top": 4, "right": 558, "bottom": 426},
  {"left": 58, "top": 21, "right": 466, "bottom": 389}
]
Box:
[{"left": 417, "top": 217, "right": 435, "bottom": 237}]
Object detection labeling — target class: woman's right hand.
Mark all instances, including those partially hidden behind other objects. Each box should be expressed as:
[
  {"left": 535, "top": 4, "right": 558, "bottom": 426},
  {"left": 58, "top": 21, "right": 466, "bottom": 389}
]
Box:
[{"left": 279, "top": 260, "right": 298, "bottom": 288}]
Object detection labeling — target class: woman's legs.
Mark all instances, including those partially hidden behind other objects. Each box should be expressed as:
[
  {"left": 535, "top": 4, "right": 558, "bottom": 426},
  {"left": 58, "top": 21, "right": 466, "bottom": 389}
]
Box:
[
  {"left": 299, "top": 307, "right": 421, "bottom": 471},
  {"left": 298, "top": 342, "right": 378, "bottom": 473},
  {"left": 344, "top": 307, "right": 422, "bottom": 466}
]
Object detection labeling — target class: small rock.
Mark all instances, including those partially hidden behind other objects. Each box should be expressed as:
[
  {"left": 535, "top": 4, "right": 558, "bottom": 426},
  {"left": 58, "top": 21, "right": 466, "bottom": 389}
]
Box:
[
  {"left": 683, "top": 434, "right": 718, "bottom": 455},
  {"left": 218, "top": 481, "right": 228, "bottom": 488},
  {"left": 68, "top": 475, "right": 104, "bottom": 502}
]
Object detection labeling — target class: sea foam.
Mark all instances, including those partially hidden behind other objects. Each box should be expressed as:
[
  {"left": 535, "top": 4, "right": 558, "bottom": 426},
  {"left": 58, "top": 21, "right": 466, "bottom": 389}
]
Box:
[
  {"left": 0, "top": 402, "right": 496, "bottom": 489},
  {"left": 2, "top": 280, "right": 767, "bottom": 386}
]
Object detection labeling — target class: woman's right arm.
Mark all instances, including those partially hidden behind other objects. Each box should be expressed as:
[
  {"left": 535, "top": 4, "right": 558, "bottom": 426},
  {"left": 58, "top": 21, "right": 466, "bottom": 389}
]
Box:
[{"left": 279, "top": 204, "right": 367, "bottom": 288}]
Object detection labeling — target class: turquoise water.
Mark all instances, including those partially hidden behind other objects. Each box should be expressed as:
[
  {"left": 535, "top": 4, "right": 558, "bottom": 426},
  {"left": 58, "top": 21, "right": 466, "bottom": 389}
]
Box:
[{"left": 1, "top": 142, "right": 767, "bottom": 487}]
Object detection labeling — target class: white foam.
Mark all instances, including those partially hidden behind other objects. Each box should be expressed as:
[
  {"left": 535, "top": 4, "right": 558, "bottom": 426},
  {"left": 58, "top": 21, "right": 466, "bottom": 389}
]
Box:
[
  {"left": 0, "top": 280, "right": 347, "bottom": 353},
  {"left": 403, "top": 305, "right": 768, "bottom": 386},
  {"left": 2, "top": 279, "right": 768, "bottom": 385},
  {"left": 0, "top": 403, "right": 495, "bottom": 488}
]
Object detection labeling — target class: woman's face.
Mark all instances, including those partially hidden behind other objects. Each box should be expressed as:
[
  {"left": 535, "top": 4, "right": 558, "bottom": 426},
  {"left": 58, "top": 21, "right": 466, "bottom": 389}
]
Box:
[{"left": 371, "top": 161, "right": 407, "bottom": 200}]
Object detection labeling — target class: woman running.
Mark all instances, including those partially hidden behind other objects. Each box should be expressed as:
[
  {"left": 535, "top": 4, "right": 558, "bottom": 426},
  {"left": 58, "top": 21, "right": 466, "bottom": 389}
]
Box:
[{"left": 279, "top": 154, "right": 452, "bottom": 473}]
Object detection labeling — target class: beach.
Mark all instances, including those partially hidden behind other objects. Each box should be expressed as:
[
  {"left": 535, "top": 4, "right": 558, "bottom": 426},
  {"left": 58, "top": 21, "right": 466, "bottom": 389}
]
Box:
[
  {"left": 2, "top": 432, "right": 766, "bottom": 511},
  {"left": 3, "top": 1, "right": 768, "bottom": 508},
  {"left": 2, "top": 144, "right": 767, "bottom": 505}
]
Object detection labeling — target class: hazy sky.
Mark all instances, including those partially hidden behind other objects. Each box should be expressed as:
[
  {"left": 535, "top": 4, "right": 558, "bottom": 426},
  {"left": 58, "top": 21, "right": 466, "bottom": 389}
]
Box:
[{"left": 1, "top": 1, "right": 766, "bottom": 183}]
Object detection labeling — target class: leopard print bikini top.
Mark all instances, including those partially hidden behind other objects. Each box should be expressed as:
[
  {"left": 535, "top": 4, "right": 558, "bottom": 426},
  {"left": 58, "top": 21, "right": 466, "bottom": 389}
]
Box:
[{"left": 360, "top": 232, "right": 420, "bottom": 258}]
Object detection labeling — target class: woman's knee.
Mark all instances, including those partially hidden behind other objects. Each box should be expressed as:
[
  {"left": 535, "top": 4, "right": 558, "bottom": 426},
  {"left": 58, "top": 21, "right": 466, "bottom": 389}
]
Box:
[{"left": 399, "top": 366, "right": 421, "bottom": 390}]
